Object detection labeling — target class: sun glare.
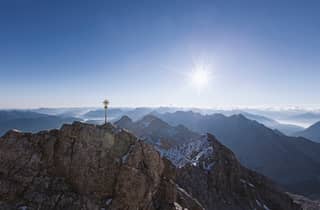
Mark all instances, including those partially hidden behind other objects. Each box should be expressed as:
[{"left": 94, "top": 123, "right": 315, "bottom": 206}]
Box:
[{"left": 189, "top": 65, "right": 211, "bottom": 90}]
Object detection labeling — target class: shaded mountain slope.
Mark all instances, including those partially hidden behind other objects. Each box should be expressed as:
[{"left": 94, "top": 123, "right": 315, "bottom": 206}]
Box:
[
  {"left": 177, "top": 134, "right": 301, "bottom": 210},
  {"left": 240, "top": 112, "right": 303, "bottom": 135},
  {"left": 154, "top": 111, "right": 320, "bottom": 198},
  {"left": 295, "top": 121, "right": 320, "bottom": 143}
]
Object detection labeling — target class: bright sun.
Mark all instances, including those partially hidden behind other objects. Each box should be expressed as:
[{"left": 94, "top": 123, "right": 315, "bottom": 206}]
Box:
[{"left": 189, "top": 66, "right": 211, "bottom": 90}]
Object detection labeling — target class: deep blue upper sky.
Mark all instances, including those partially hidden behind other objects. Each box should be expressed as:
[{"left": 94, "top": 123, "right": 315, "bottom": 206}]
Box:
[{"left": 1, "top": 0, "right": 320, "bottom": 108}]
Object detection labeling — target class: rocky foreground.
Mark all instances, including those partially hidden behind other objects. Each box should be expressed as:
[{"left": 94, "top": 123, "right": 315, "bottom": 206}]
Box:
[{"left": 0, "top": 122, "right": 304, "bottom": 209}]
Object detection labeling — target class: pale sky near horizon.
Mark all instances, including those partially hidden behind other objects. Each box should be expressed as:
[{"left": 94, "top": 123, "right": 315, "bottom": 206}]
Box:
[{"left": 1, "top": 0, "right": 320, "bottom": 109}]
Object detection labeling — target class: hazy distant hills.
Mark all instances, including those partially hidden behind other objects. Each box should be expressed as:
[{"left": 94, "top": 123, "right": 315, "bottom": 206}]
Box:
[
  {"left": 153, "top": 111, "right": 320, "bottom": 198},
  {"left": 0, "top": 110, "right": 46, "bottom": 120},
  {"left": 287, "top": 112, "right": 320, "bottom": 126},
  {"left": 32, "top": 107, "right": 91, "bottom": 117},
  {"left": 83, "top": 108, "right": 127, "bottom": 120},
  {"left": 241, "top": 112, "right": 304, "bottom": 135},
  {"left": 83, "top": 107, "right": 154, "bottom": 122},
  {"left": 290, "top": 112, "right": 320, "bottom": 121},
  {"left": 0, "top": 110, "right": 80, "bottom": 136},
  {"left": 173, "top": 109, "right": 307, "bottom": 135},
  {"left": 47, "top": 107, "right": 309, "bottom": 135},
  {"left": 295, "top": 121, "right": 320, "bottom": 143}
]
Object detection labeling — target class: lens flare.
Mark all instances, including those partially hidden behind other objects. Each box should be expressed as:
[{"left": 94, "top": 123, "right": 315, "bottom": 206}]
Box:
[{"left": 188, "top": 64, "right": 211, "bottom": 91}]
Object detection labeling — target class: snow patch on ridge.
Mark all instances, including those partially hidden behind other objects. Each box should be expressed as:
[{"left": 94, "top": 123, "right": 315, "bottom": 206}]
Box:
[{"left": 157, "top": 135, "right": 215, "bottom": 169}]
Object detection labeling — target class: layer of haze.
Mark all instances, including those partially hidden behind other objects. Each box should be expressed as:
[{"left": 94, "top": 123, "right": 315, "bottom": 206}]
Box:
[{"left": 1, "top": 0, "right": 320, "bottom": 109}]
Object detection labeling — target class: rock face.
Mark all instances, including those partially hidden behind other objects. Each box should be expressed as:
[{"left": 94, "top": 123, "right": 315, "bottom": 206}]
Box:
[
  {"left": 177, "top": 134, "right": 302, "bottom": 210},
  {"left": 0, "top": 122, "right": 203, "bottom": 210}
]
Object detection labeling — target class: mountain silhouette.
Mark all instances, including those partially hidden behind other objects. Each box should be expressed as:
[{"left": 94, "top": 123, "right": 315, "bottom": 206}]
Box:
[
  {"left": 295, "top": 121, "right": 320, "bottom": 143},
  {"left": 0, "top": 110, "right": 79, "bottom": 136}
]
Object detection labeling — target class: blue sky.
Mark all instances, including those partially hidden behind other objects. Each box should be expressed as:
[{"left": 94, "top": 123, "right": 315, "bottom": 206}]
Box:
[{"left": 1, "top": 0, "right": 320, "bottom": 108}]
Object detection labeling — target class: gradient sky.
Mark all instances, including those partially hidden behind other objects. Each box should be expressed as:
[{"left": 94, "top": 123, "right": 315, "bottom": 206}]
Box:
[{"left": 1, "top": 0, "right": 320, "bottom": 109}]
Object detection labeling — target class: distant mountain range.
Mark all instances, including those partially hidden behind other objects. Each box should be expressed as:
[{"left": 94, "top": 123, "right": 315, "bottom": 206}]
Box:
[
  {"left": 0, "top": 110, "right": 80, "bottom": 136},
  {"left": 32, "top": 107, "right": 92, "bottom": 117},
  {"left": 119, "top": 111, "right": 320, "bottom": 198},
  {"left": 83, "top": 108, "right": 128, "bottom": 120},
  {"left": 83, "top": 107, "right": 154, "bottom": 121},
  {"left": 295, "top": 121, "right": 320, "bottom": 143},
  {"left": 21, "top": 107, "right": 317, "bottom": 134},
  {"left": 80, "top": 107, "right": 304, "bottom": 135}
]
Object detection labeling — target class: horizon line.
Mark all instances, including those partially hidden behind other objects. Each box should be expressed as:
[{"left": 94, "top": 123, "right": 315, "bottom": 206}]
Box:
[{"left": 0, "top": 105, "right": 320, "bottom": 112}]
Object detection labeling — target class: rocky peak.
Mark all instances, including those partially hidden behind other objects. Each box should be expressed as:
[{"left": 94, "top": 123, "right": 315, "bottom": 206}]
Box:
[
  {"left": 177, "top": 134, "right": 302, "bottom": 210},
  {"left": 0, "top": 122, "right": 203, "bottom": 210},
  {"left": 137, "top": 114, "right": 170, "bottom": 129},
  {"left": 115, "top": 115, "right": 133, "bottom": 128}
]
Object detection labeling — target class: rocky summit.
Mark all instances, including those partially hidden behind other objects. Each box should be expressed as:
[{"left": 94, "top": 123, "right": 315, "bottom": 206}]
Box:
[
  {"left": 0, "top": 121, "right": 303, "bottom": 210},
  {"left": 0, "top": 122, "right": 203, "bottom": 210}
]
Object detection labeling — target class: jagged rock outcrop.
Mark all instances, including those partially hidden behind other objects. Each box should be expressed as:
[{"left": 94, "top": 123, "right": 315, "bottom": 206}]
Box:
[
  {"left": 177, "top": 134, "right": 302, "bottom": 210},
  {"left": 0, "top": 122, "right": 203, "bottom": 210}
]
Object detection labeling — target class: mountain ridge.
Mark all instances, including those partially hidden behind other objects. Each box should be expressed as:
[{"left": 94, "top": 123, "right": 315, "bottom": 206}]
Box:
[
  {"left": 295, "top": 121, "right": 320, "bottom": 143},
  {"left": 0, "top": 110, "right": 80, "bottom": 136},
  {"left": 148, "top": 111, "right": 320, "bottom": 198},
  {"left": 0, "top": 121, "right": 303, "bottom": 210}
]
